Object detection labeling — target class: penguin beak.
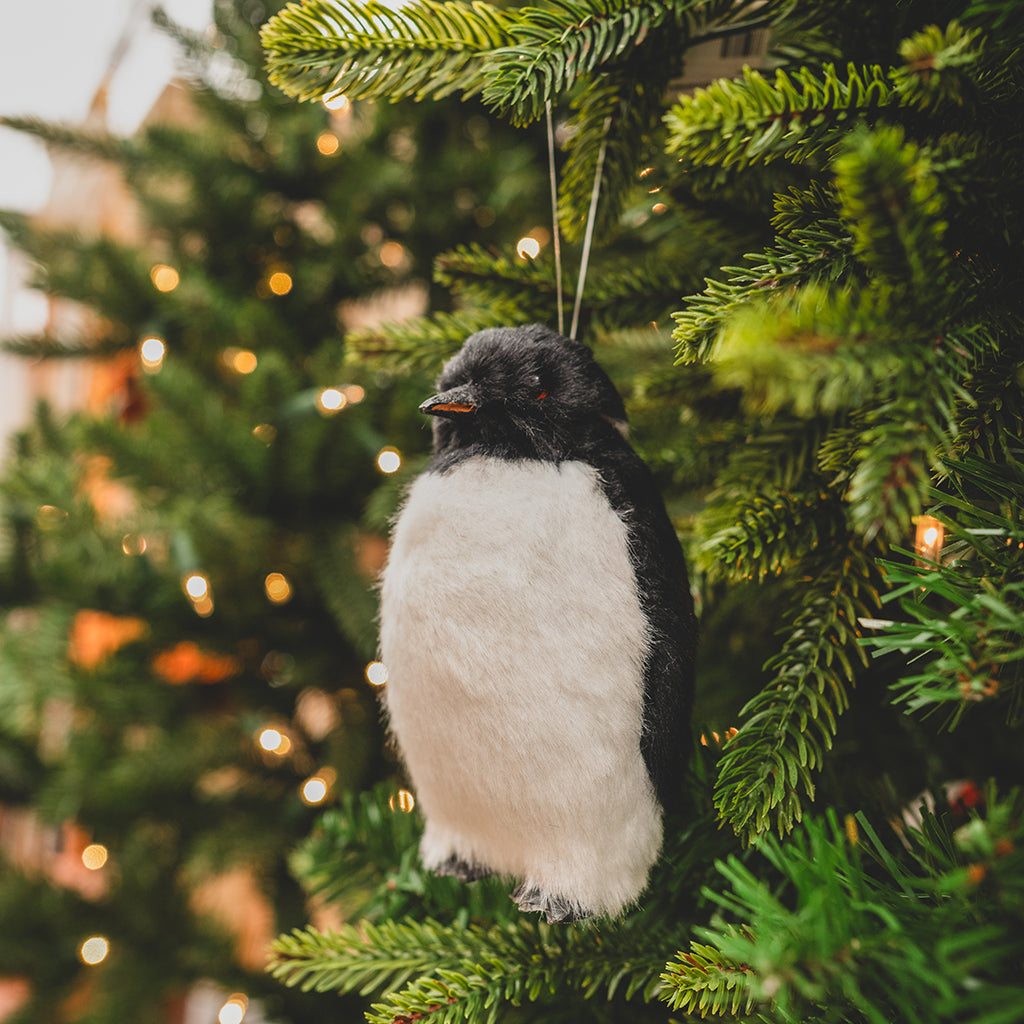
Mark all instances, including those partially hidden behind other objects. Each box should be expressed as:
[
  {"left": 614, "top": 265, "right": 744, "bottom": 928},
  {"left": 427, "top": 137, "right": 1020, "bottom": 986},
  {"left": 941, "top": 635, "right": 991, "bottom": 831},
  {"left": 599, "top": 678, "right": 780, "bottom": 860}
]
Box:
[{"left": 420, "top": 384, "right": 478, "bottom": 417}]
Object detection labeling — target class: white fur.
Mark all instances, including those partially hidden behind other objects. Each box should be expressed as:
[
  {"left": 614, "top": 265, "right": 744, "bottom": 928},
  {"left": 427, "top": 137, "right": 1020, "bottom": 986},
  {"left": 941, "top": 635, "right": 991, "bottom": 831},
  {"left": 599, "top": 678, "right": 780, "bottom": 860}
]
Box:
[{"left": 379, "top": 456, "right": 661, "bottom": 918}]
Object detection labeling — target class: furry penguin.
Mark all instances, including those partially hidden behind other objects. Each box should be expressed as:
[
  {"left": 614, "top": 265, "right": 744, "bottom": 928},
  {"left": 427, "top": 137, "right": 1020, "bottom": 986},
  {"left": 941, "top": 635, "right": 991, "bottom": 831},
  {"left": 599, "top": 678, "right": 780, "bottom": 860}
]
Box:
[{"left": 378, "top": 324, "right": 696, "bottom": 923}]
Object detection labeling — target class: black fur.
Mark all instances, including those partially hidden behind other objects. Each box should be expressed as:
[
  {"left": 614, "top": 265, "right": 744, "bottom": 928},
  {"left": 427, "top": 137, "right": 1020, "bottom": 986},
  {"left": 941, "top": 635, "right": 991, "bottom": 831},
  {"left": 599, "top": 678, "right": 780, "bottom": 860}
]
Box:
[{"left": 423, "top": 324, "right": 696, "bottom": 814}]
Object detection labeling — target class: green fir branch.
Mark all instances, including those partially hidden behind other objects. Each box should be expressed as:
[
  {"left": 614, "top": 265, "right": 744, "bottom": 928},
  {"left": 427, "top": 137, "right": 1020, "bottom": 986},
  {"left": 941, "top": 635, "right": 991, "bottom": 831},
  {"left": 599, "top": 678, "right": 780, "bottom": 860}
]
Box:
[
  {"left": 270, "top": 916, "right": 671, "bottom": 1022},
  {"left": 661, "top": 939, "right": 757, "bottom": 1017},
  {"left": 344, "top": 303, "right": 535, "bottom": 373},
  {"left": 0, "top": 115, "right": 127, "bottom": 163},
  {"left": 833, "top": 124, "right": 949, "bottom": 301},
  {"left": 670, "top": 796, "right": 1024, "bottom": 1024},
  {"left": 865, "top": 457, "right": 1024, "bottom": 724},
  {"left": 698, "top": 484, "right": 847, "bottom": 584},
  {"left": 713, "top": 544, "right": 880, "bottom": 842},
  {"left": 664, "top": 62, "right": 897, "bottom": 172},
  {"left": 260, "top": 0, "right": 513, "bottom": 104},
  {"left": 891, "top": 21, "right": 987, "bottom": 111}
]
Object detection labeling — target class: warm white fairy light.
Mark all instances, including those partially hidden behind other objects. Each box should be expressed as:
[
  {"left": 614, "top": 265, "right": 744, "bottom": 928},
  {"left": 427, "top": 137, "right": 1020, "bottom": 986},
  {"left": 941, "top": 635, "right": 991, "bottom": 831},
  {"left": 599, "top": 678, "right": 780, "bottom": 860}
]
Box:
[
  {"left": 322, "top": 90, "right": 350, "bottom": 112},
  {"left": 343, "top": 384, "right": 365, "bottom": 404},
  {"left": 389, "top": 789, "right": 415, "bottom": 813},
  {"left": 376, "top": 447, "right": 401, "bottom": 474},
  {"left": 317, "top": 388, "right": 347, "bottom": 415},
  {"left": 183, "top": 572, "right": 210, "bottom": 601},
  {"left": 302, "top": 778, "right": 327, "bottom": 804},
  {"left": 258, "top": 728, "right": 283, "bottom": 752},
  {"left": 365, "top": 661, "right": 388, "bottom": 687},
  {"left": 79, "top": 936, "right": 109, "bottom": 965},
  {"left": 218, "top": 994, "right": 248, "bottom": 1024},
  {"left": 140, "top": 336, "right": 166, "bottom": 372},
  {"left": 81, "top": 844, "right": 109, "bottom": 870},
  {"left": 516, "top": 236, "right": 541, "bottom": 259}
]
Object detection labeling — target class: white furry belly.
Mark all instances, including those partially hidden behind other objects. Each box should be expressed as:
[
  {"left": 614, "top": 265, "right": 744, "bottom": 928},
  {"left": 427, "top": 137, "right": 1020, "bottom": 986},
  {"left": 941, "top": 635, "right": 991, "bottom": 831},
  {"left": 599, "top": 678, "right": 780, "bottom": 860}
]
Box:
[{"left": 379, "top": 457, "right": 661, "bottom": 916}]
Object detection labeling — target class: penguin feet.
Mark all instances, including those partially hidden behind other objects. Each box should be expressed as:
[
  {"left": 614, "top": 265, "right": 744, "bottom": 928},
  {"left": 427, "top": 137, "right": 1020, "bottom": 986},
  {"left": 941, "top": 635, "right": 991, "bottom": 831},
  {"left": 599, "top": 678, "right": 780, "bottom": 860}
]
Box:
[
  {"left": 433, "top": 854, "right": 492, "bottom": 883},
  {"left": 511, "top": 883, "right": 590, "bottom": 924}
]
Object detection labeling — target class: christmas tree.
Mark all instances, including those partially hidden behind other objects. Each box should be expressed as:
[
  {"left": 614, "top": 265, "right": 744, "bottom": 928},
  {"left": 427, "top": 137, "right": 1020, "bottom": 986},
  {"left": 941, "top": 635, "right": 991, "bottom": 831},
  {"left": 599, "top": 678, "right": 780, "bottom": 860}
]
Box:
[
  {"left": 259, "top": 1, "right": 1024, "bottom": 1022},
  {"left": 0, "top": 1, "right": 546, "bottom": 1021}
]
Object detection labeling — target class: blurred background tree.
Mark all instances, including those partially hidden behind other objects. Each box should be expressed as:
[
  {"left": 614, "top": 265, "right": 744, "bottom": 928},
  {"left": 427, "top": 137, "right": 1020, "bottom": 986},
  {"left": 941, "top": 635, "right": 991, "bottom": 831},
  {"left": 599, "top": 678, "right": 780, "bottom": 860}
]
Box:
[{"left": 0, "top": 1, "right": 547, "bottom": 1021}]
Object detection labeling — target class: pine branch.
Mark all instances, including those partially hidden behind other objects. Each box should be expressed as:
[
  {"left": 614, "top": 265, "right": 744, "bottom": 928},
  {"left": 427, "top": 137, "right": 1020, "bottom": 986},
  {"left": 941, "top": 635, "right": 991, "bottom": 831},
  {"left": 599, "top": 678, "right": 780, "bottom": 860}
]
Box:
[
  {"left": 345, "top": 303, "right": 535, "bottom": 373},
  {"left": 666, "top": 795, "right": 1024, "bottom": 1023},
  {"left": 0, "top": 115, "right": 127, "bottom": 163},
  {"left": 269, "top": 916, "right": 672, "bottom": 1021},
  {"left": 865, "top": 457, "right": 1024, "bottom": 725},
  {"left": 664, "top": 62, "right": 897, "bottom": 172},
  {"left": 713, "top": 543, "right": 881, "bottom": 842},
  {"left": 833, "top": 124, "right": 949, "bottom": 302},
  {"left": 661, "top": 938, "right": 757, "bottom": 1017},
  {"left": 699, "top": 485, "right": 847, "bottom": 584},
  {"left": 260, "top": 0, "right": 513, "bottom": 104}
]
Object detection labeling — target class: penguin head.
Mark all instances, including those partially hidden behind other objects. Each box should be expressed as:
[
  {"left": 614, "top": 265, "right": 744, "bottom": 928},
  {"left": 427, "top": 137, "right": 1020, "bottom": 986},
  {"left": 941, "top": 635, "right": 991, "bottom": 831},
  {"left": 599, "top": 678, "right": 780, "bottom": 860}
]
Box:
[{"left": 421, "top": 324, "right": 628, "bottom": 461}]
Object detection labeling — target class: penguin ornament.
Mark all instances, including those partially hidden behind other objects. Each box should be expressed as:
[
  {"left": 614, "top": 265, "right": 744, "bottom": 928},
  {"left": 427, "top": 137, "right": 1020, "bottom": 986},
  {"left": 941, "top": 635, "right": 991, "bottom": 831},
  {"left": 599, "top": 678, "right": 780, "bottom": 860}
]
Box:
[{"left": 379, "top": 324, "right": 696, "bottom": 923}]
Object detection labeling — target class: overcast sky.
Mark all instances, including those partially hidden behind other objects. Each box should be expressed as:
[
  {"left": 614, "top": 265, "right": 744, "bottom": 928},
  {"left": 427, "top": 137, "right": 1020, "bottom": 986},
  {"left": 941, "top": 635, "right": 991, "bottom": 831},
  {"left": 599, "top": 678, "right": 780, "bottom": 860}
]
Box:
[{"left": 0, "top": 0, "right": 215, "bottom": 212}]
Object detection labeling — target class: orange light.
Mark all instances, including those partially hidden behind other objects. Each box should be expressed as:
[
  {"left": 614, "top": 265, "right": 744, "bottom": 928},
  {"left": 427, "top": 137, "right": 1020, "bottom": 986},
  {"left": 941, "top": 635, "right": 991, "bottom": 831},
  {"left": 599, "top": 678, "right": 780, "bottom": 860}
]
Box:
[
  {"left": 389, "top": 789, "right": 415, "bottom": 812},
  {"left": 264, "top": 572, "right": 293, "bottom": 604},
  {"left": 82, "top": 844, "right": 109, "bottom": 870},
  {"left": 913, "top": 515, "right": 945, "bottom": 562},
  {"left": 150, "top": 264, "right": 179, "bottom": 291},
  {"left": 316, "top": 131, "right": 339, "bottom": 155},
  {"left": 268, "top": 271, "right": 293, "bottom": 295}
]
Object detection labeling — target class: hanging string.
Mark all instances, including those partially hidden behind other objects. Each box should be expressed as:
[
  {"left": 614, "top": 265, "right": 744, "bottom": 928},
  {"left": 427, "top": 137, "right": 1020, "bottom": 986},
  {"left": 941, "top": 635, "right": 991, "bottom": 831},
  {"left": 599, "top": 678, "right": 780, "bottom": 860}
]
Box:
[
  {"left": 545, "top": 101, "right": 564, "bottom": 336},
  {"left": 569, "top": 117, "right": 611, "bottom": 341}
]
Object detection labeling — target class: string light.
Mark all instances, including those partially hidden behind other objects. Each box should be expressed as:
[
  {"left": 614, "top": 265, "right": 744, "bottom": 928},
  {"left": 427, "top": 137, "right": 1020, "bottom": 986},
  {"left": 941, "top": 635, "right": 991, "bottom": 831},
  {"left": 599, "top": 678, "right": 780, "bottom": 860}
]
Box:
[
  {"left": 268, "top": 271, "right": 293, "bottom": 295},
  {"left": 914, "top": 515, "right": 945, "bottom": 563},
  {"left": 317, "top": 387, "right": 347, "bottom": 415},
  {"left": 316, "top": 131, "right": 339, "bottom": 155},
  {"left": 218, "top": 994, "right": 249, "bottom": 1024},
  {"left": 300, "top": 767, "right": 336, "bottom": 805},
  {"left": 376, "top": 447, "right": 402, "bottom": 474},
  {"left": 257, "top": 727, "right": 291, "bottom": 755},
  {"left": 81, "top": 844, "right": 109, "bottom": 870},
  {"left": 252, "top": 423, "right": 277, "bottom": 446},
  {"left": 389, "top": 789, "right": 415, "bottom": 813},
  {"left": 183, "top": 573, "right": 209, "bottom": 601},
  {"left": 516, "top": 236, "right": 541, "bottom": 259},
  {"left": 150, "top": 264, "right": 180, "bottom": 292},
  {"left": 36, "top": 505, "right": 67, "bottom": 528},
  {"left": 140, "top": 336, "right": 166, "bottom": 372},
  {"left": 322, "top": 90, "right": 350, "bottom": 112},
  {"left": 223, "top": 347, "right": 258, "bottom": 374},
  {"left": 365, "top": 661, "right": 388, "bottom": 687},
  {"left": 343, "top": 384, "right": 365, "bottom": 404},
  {"left": 79, "top": 936, "right": 109, "bottom": 965},
  {"left": 264, "top": 572, "right": 293, "bottom": 604},
  {"left": 182, "top": 572, "right": 214, "bottom": 617},
  {"left": 121, "top": 534, "right": 148, "bottom": 555}
]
